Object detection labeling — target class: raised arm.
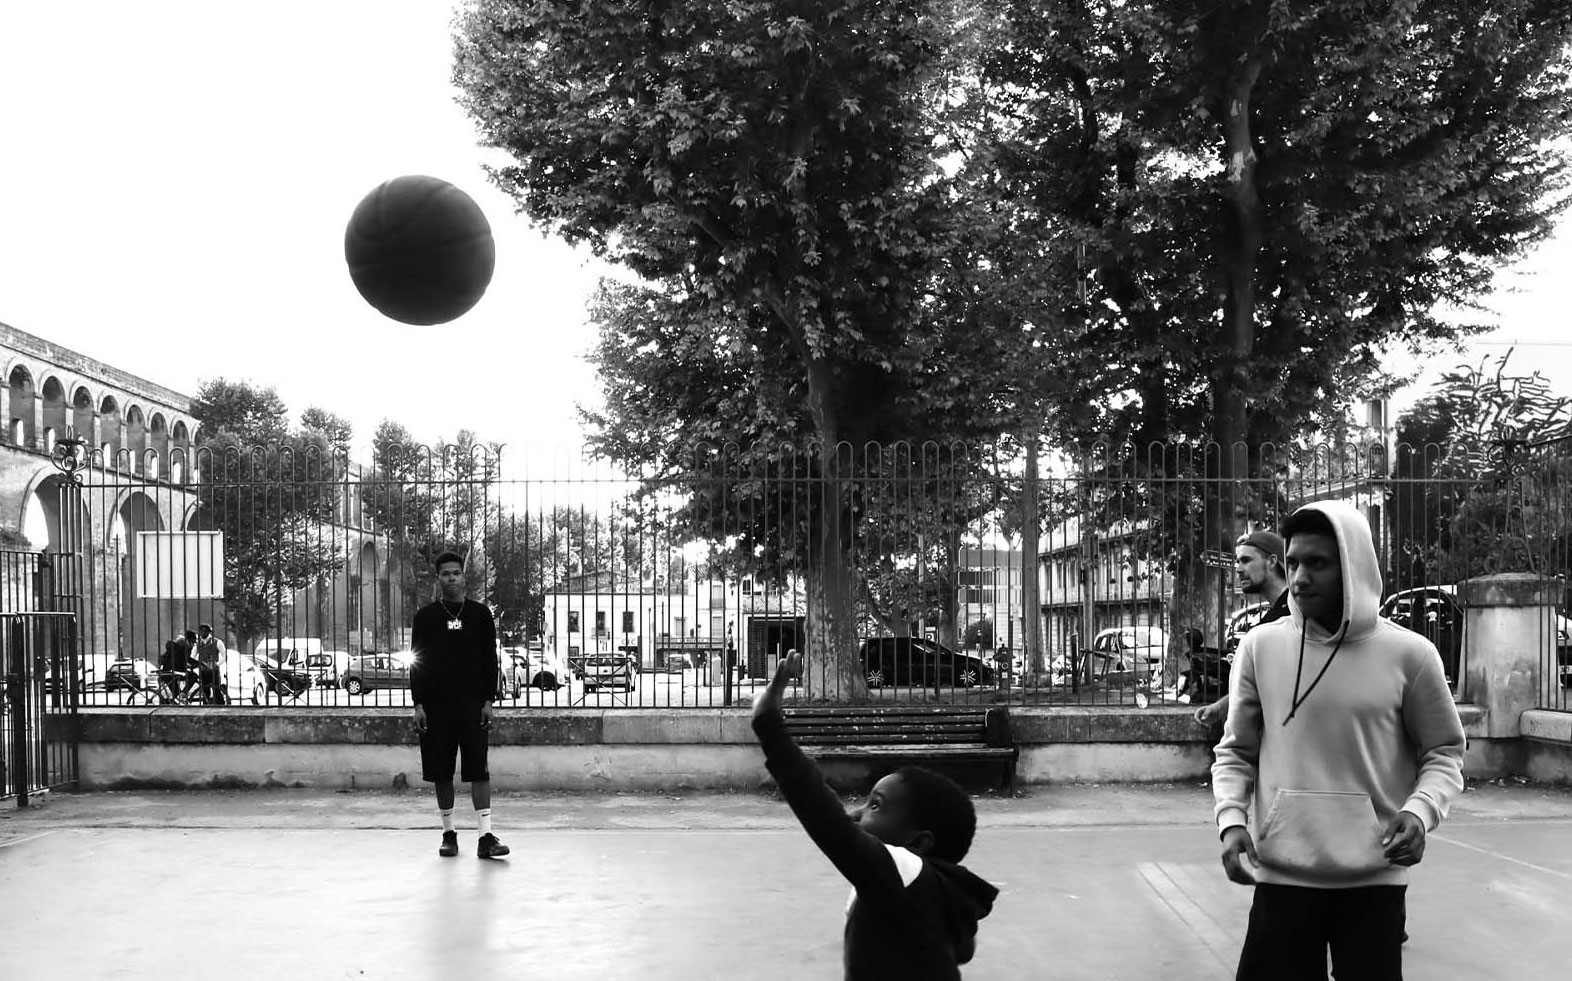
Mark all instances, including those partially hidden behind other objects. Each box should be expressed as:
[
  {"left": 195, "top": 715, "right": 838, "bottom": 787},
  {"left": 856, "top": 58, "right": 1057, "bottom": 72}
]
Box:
[{"left": 751, "top": 653, "right": 907, "bottom": 898}]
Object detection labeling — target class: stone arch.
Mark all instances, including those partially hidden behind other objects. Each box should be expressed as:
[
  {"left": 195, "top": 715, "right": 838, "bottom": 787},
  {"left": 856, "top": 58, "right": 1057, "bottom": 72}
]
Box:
[
  {"left": 111, "top": 490, "right": 166, "bottom": 661},
  {"left": 8, "top": 363, "right": 36, "bottom": 446},
  {"left": 72, "top": 385, "right": 95, "bottom": 445},
  {"left": 170, "top": 420, "right": 193, "bottom": 482},
  {"left": 149, "top": 412, "right": 169, "bottom": 480},
  {"left": 20, "top": 470, "right": 94, "bottom": 555},
  {"left": 99, "top": 395, "right": 123, "bottom": 462},
  {"left": 40, "top": 376, "right": 67, "bottom": 452},
  {"left": 125, "top": 404, "right": 147, "bottom": 474}
]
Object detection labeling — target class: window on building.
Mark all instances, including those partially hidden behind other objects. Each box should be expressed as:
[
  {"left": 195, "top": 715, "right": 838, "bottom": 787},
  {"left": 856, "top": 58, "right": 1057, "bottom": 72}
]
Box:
[
  {"left": 622, "top": 610, "right": 635, "bottom": 634},
  {"left": 709, "top": 581, "right": 726, "bottom": 605},
  {"left": 568, "top": 611, "right": 580, "bottom": 633},
  {"left": 595, "top": 610, "right": 607, "bottom": 637}
]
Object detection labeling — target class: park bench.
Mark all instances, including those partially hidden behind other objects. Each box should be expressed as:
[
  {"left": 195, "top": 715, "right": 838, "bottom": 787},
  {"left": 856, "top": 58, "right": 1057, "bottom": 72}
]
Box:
[{"left": 781, "top": 705, "right": 1017, "bottom": 793}]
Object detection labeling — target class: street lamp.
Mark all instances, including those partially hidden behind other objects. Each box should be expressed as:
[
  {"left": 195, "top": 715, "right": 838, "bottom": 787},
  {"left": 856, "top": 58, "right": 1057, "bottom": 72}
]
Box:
[{"left": 49, "top": 426, "right": 91, "bottom": 483}]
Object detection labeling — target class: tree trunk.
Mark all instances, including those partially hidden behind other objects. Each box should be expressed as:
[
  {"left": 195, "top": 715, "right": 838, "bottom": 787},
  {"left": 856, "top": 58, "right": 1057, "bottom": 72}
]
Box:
[
  {"left": 1021, "top": 428, "right": 1044, "bottom": 676},
  {"left": 801, "top": 357, "right": 868, "bottom": 702}
]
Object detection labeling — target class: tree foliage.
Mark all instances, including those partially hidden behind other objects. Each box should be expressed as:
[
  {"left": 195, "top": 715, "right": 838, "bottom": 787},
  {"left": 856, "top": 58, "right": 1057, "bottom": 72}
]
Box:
[
  {"left": 189, "top": 380, "right": 347, "bottom": 649},
  {"left": 1393, "top": 350, "right": 1572, "bottom": 585},
  {"left": 455, "top": 0, "right": 1003, "bottom": 696},
  {"left": 977, "top": 0, "right": 1572, "bottom": 454}
]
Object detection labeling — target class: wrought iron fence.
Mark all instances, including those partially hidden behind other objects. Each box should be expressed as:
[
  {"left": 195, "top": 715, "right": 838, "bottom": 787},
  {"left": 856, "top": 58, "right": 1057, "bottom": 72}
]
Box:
[
  {"left": 22, "top": 437, "right": 1570, "bottom": 710},
  {"left": 1, "top": 611, "right": 79, "bottom": 803}
]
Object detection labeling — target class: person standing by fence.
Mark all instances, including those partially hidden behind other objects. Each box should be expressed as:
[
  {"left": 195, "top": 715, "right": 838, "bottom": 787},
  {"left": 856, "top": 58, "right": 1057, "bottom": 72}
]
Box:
[
  {"left": 194, "top": 624, "right": 226, "bottom": 704},
  {"left": 411, "top": 550, "right": 509, "bottom": 860},
  {"left": 1193, "top": 531, "right": 1289, "bottom": 733}
]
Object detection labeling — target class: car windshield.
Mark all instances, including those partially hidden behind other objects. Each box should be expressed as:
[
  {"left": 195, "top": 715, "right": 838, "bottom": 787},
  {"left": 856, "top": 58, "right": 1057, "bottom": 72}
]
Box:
[{"left": 1122, "top": 627, "right": 1167, "bottom": 650}]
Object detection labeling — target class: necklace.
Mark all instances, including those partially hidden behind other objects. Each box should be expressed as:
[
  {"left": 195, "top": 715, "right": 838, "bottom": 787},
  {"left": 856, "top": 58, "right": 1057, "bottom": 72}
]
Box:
[{"left": 437, "top": 597, "right": 464, "bottom": 626}]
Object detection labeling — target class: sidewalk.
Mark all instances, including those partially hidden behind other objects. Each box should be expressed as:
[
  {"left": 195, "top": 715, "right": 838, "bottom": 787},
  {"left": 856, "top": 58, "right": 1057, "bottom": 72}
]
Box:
[{"left": 3, "top": 780, "right": 1569, "bottom": 980}]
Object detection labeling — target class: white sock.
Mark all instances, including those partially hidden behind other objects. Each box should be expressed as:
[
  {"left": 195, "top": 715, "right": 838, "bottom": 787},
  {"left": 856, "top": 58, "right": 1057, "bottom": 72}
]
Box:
[
  {"left": 440, "top": 808, "right": 455, "bottom": 833},
  {"left": 477, "top": 808, "right": 492, "bottom": 836}
]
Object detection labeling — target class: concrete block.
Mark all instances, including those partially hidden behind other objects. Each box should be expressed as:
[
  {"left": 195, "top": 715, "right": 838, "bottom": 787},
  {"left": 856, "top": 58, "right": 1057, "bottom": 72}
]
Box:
[
  {"left": 76, "top": 708, "right": 156, "bottom": 742},
  {"left": 1520, "top": 709, "right": 1572, "bottom": 744},
  {"left": 601, "top": 710, "right": 725, "bottom": 744},
  {"left": 148, "top": 708, "right": 265, "bottom": 744},
  {"left": 1020, "top": 743, "right": 1212, "bottom": 784},
  {"left": 493, "top": 711, "right": 602, "bottom": 745},
  {"left": 265, "top": 711, "right": 415, "bottom": 745}
]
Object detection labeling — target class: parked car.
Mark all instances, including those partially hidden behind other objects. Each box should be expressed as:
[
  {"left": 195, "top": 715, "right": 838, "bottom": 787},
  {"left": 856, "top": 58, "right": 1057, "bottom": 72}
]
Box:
[
  {"left": 342, "top": 651, "right": 413, "bottom": 695},
  {"left": 222, "top": 650, "right": 268, "bottom": 705},
  {"left": 1223, "top": 601, "right": 1274, "bottom": 655},
  {"left": 104, "top": 657, "right": 156, "bottom": 692},
  {"left": 581, "top": 652, "right": 637, "bottom": 691},
  {"left": 306, "top": 649, "right": 350, "bottom": 687},
  {"left": 859, "top": 637, "right": 995, "bottom": 688},
  {"left": 528, "top": 649, "right": 569, "bottom": 691},
  {"left": 245, "top": 651, "right": 314, "bottom": 697},
  {"left": 1083, "top": 627, "right": 1169, "bottom": 685},
  {"left": 1379, "top": 586, "right": 1462, "bottom": 682}
]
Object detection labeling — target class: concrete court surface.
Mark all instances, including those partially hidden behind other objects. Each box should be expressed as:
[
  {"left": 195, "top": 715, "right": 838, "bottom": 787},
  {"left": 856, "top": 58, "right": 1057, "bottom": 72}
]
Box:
[{"left": 2, "top": 782, "right": 1569, "bottom": 980}]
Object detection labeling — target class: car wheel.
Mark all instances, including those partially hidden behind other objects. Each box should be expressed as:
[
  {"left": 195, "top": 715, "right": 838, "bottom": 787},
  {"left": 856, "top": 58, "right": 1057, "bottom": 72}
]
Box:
[
  {"left": 866, "top": 668, "right": 885, "bottom": 688},
  {"left": 249, "top": 682, "right": 265, "bottom": 705},
  {"left": 346, "top": 677, "right": 364, "bottom": 695}
]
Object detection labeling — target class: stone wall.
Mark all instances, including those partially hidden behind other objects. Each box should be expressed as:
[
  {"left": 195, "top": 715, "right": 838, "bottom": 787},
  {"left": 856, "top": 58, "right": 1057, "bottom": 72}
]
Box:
[{"left": 60, "top": 703, "right": 1528, "bottom": 792}]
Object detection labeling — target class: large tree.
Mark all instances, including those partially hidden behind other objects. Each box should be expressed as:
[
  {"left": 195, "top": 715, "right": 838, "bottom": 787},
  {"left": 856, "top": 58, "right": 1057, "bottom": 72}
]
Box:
[
  {"left": 455, "top": 0, "right": 993, "bottom": 697},
  {"left": 189, "top": 380, "right": 347, "bottom": 652},
  {"left": 969, "top": 0, "right": 1572, "bottom": 669}
]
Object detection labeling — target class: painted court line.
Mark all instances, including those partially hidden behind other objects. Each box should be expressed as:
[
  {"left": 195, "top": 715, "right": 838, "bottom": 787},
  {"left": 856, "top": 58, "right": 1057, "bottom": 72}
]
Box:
[
  {"left": 0, "top": 830, "right": 57, "bottom": 849},
  {"left": 1429, "top": 833, "right": 1572, "bottom": 881},
  {"left": 1136, "top": 862, "right": 1238, "bottom": 971}
]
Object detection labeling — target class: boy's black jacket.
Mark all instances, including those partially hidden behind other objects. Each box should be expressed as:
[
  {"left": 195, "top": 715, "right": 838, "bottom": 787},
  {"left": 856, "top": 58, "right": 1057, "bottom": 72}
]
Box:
[{"left": 753, "top": 708, "right": 999, "bottom": 980}]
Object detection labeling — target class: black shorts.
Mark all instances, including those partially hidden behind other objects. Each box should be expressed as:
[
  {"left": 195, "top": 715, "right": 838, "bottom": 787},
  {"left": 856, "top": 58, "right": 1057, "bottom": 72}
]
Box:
[{"left": 419, "top": 699, "right": 490, "bottom": 783}]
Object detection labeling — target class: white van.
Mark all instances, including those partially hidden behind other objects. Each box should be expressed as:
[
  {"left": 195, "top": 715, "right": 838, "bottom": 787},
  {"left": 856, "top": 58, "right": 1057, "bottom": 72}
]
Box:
[{"left": 253, "top": 637, "right": 323, "bottom": 669}]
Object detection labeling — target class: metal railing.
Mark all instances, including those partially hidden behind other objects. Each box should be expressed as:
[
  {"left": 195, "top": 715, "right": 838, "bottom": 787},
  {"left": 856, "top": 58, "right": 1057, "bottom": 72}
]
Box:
[
  {"left": 2, "top": 611, "right": 79, "bottom": 803},
  {"left": 18, "top": 438, "right": 1567, "bottom": 709}
]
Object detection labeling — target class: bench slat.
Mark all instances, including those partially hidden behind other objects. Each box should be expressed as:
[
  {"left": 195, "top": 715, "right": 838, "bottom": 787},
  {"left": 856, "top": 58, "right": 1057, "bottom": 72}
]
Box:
[{"left": 803, "top": 745, "right": 1016, "bottom": 759}]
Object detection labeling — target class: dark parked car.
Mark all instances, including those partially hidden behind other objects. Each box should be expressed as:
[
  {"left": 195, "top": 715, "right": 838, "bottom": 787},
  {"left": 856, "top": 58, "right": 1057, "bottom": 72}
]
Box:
[
  {"left": 246, "top": 653, "right": 314, "bottom": 697},
  {"left": 105, "top": 657, "right": 156, "bottom": 692},
  {"left": 859, "top": 637, "right": 995, "bottom": 688},
  {"left": 342, "top": 651, "right": 413, "bottom": 695},
  {"left": 1379, "top": 586, "right": 1462, "bottom": 682},
  {"left": 1223, "top": 601, "right": 1274, "bottom": 655}
]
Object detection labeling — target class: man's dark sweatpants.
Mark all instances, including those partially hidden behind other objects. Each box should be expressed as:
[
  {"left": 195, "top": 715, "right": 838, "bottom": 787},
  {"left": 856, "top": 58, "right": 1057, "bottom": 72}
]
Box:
[{"left": 1236, "top": 883, "right": 1406, "bottom": 981}]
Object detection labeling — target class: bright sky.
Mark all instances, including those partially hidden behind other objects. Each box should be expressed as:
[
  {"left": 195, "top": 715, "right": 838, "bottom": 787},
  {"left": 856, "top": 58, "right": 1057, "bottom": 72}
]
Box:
[
  {"left": 0, "top": 1, "right": 614, "bottom": 472},
  {"left": 1, "top": 1, "right": 1569, "bottom": 469}
]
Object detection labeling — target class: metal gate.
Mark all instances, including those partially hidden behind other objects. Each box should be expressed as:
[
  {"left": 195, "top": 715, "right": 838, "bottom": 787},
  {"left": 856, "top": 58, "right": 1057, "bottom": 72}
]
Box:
[{"left": 1, "top": 611, "right": 79, "bottom": 805}]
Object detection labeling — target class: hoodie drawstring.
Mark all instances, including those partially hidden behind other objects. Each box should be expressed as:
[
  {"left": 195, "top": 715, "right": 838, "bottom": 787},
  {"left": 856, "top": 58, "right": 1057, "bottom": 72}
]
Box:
[{"left": 1282, "top": 618, "right": 1349, "bottom": 726}]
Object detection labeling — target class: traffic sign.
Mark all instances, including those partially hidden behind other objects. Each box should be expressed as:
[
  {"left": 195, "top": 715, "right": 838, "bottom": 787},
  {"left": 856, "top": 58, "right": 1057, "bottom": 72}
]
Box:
[{"left": 1201, "top": 549, "right": 1234, "bottom": 570}]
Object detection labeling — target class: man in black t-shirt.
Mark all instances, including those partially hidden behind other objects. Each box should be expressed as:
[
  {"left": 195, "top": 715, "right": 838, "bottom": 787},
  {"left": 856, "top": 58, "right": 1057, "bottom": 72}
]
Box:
[
  {"left": 411, "top": 550, "right": 509, "bottom": 859},
  {"left": 1195, "top": 531, "right": 1290, "bottom": 732}
]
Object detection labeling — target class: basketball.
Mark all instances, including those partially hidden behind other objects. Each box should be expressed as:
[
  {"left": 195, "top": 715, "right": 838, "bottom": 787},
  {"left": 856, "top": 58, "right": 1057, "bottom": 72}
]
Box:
[{"left": 344, "top": 175, "right": 496, "bottom": 325}]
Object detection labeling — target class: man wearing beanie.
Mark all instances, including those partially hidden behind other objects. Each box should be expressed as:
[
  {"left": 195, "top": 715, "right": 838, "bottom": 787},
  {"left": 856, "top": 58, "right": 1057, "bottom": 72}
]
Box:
[{"left": 1194, "top": 529, "right": 1290, "bottom": 730}]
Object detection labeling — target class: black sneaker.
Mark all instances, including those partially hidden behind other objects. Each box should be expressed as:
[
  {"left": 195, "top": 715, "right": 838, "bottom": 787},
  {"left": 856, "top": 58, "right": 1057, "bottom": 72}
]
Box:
[
  {"left": 477, "top": 833, "right": 510, "bottom": 859},
  {"left": 438, "top": 831, "right": 458, "bottom": 857}
]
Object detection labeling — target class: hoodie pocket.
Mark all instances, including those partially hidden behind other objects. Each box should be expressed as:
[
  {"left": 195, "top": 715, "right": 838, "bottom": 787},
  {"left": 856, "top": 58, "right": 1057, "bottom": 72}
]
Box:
[{"left": 1257, "top": 790, "right": 1387, "bottom": 878}]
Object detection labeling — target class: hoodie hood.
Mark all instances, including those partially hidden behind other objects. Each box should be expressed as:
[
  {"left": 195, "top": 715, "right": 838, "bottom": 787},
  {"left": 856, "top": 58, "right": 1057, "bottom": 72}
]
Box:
[
  {"left": 1286, "top": 499, "right": 1383, "bottom": 643},
  {"left": 925, "top": 857, "right": 999, "bottom": 965}
]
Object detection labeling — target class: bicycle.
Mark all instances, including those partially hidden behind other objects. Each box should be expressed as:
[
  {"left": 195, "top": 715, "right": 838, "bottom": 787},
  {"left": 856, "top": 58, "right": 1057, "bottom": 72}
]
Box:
[{"left": 126, "top": 668, "right": 204, "bottom": 706}]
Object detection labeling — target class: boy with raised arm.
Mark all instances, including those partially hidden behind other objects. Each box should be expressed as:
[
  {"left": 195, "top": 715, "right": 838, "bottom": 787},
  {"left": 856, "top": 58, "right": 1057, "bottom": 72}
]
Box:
[{"left": 752, "top": 651, "right": 998, "bottom": 980}]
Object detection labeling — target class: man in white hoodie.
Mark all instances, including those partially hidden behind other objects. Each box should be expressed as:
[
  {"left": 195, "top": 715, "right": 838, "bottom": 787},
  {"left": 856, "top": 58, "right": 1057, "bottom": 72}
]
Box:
[{"left": 1212, "top": 500, "right": 1466, "bottom": 980}]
